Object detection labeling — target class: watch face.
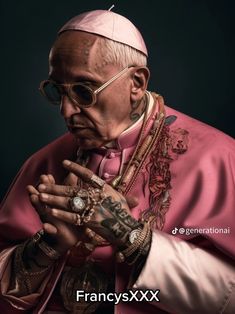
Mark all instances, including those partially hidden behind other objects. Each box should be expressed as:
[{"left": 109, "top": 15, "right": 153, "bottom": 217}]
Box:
[{"left": 129, "top": 229, "right": 141, "bottom": 244}]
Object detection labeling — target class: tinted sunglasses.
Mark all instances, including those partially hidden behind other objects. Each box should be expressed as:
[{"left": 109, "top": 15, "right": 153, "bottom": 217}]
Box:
[{"left": 39, "top": 66, "right": 133, "bottom": 108}]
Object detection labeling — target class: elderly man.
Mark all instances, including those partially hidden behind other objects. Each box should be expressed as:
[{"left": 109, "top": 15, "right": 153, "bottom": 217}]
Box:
[{"left": 0, "top": 9, "right": 234, "bottom": 314}]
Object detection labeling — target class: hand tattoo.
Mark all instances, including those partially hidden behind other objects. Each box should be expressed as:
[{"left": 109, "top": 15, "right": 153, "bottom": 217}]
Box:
[{"left": 97, "top": 196, "right": 142, "bottom": 247}]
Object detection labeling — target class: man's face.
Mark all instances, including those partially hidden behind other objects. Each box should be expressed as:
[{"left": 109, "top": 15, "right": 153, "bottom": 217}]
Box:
[{"left": 49, "top": 31, "right": 134, "bottom": 149}]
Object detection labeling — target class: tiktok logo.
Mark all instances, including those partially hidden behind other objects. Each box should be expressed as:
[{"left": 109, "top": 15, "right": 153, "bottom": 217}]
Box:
[{"left": 171, "top": 227, "right": 178, "bottom": 235}]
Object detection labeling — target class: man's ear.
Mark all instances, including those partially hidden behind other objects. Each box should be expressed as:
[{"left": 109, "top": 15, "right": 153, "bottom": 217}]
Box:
[{"left": 130, "top": 67, "right": 150, "bottom": 102}]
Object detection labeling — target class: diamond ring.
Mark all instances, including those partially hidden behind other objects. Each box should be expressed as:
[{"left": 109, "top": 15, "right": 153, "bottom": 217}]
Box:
[{"left": 70, "top": 196, "right": 86, "bottom": 213}]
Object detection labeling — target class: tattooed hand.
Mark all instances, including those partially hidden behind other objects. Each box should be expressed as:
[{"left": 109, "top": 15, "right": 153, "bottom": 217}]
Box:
[
  {"left": 36, "top": 160, "right": 141, "bottom": 249},
  {"left": 27, "top": 173, "right": 88, "bottom": 254}
]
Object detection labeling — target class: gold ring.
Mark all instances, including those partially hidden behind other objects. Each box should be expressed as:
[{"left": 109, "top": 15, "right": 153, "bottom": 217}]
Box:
[{"left": 90, "top": 174, "right": 105, "bottom": 188}]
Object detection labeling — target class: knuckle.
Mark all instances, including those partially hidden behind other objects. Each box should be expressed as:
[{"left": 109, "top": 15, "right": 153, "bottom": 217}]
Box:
[
  {"left": 71, "top": 162, "right": 77, "bottom": 171},
  {"left": 30, "top": 194, "right": 38, "bottom": 203},
  {"left": 64, "top": 186, "right": 73, "bottom": 196},
  {"left": 46, "top": 194, "right": 52, "bottom": 200}
]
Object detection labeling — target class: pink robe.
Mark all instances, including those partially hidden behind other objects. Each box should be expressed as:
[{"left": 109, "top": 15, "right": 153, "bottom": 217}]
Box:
[{"left": 0, "top": 95, "right": 235, "bottom": 313}]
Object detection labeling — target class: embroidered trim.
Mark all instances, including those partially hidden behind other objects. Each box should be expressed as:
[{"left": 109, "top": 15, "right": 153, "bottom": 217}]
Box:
[
  {"left": 170, "top": 128, "right": 189, "bottom": 154},
  {"left": 142, "top": 124, "right": 189, "bottom": 230}
]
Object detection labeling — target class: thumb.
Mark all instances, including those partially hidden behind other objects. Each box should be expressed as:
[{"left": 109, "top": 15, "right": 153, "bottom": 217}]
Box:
[{"left": 43, "top": 222, "right": 58, "bottom": 235}]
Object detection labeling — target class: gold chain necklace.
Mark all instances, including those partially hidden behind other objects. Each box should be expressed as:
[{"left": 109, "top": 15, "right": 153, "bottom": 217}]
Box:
[{"left": 115, "top": 93, "right": 165, "bottom": 196}]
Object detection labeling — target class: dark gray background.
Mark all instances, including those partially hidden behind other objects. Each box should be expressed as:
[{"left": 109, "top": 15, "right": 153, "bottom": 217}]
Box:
[{"left": 0, "top": 0, "right": 234, "bottom": 200}]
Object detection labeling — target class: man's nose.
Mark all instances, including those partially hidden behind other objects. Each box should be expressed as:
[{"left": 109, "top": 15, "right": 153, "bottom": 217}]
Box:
[{"left": 60, "top": 95, "right": 81, "bottom": 118}]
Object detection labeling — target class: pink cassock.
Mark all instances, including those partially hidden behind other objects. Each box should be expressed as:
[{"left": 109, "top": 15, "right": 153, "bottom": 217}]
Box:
[{"left": 0, "top": 95, "right": 235, "bottom": 313}]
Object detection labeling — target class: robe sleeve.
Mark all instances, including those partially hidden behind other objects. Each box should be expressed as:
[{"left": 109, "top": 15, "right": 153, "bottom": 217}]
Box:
[
  {"left": 0, "top": 134, "right": 75, "bottom": 312},
  {"left": 133, "top": 230, "right": 235, "bottom": 314}
]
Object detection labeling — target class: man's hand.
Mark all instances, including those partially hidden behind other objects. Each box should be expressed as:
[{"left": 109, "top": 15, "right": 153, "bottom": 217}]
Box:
[
  {"left": 27, "top": 174, "right": 86, "bottom": 254},
  {"left": 36, "top": 160, "right": 141, "bottom": 248}
]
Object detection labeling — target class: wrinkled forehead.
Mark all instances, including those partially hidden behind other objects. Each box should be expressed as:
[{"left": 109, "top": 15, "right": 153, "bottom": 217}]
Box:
[{"left": 49, "top": 31, "right": 101, "bottom": 66}]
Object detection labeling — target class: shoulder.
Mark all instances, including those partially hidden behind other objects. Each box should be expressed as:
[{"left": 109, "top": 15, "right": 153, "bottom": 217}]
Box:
[
  {"left": 164, "top": 106, "right": 235, "bottom": 190},
  {"left": 165, "top": 105, "right": 234, "bottom": 154}
]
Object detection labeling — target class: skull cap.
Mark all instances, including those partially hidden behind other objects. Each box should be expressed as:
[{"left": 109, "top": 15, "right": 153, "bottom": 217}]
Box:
[{"left": 58, "top": 10, "right": 148, "bottom": 57}]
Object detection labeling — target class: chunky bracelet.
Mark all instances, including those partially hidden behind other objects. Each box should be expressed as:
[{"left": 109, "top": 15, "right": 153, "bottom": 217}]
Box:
[
  {"left": 116, "top": 222, "right": 152, "bottom": 264},
  {"left": 38, "top": 240, "right": 61, "bottom": 260},
  {"left": 32, "top": 229, "right": 61, "bottom": 261},
  {"left": 126, "top": 227, "right": 152, "bottom": 265}
]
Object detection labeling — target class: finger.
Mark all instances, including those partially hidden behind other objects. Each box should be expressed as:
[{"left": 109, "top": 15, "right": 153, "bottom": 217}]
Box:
[
  {"left": 30, "top": 194, "right": 41, "bottom": 210},
  {"left": 40, "top": 174, "right": 51, "bottom": 184},
  {"left": 47, "top": 174, "right": 56, "bottom": 184},
  {"left": 30, "top": 193, "right": 52, "bottom": 219},
  {"left": 27, "top": 185, "right": 39, "bottom": 195},
  {"left": 39, "top": 193, "right": 70, "bottom": 210},
  {"left": 63, "top": 172, "right": 79, "bottom": 186},
  {"left": 50, "top": 208, "right": 76, "bottom": 225},
  {"left": 29, "top": 194, "right": 48, "bottom": 221},
  {"left": 38, "top": 183, "right": 75, "bottom": 197},
  {"left": 63, "top": 160, "right": 94, "bottom": 182},
  {"left": 43, "top": 222, "right": 58, "bottom": 235}
]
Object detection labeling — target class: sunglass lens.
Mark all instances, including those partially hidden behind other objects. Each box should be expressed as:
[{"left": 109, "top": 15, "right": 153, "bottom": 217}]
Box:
[
  {"left": 43, "top": 81, "right": 61, "bottom": 104},
  {"left": 72, "top": 84, "right": 94, "bottom": 107}
]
